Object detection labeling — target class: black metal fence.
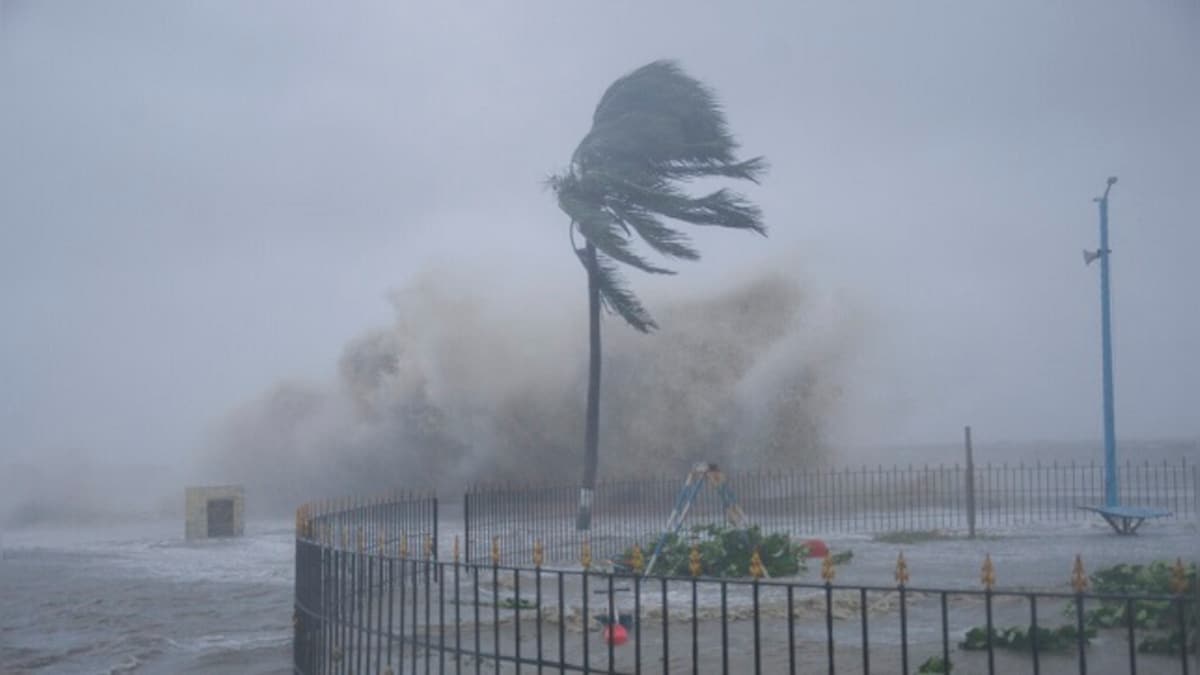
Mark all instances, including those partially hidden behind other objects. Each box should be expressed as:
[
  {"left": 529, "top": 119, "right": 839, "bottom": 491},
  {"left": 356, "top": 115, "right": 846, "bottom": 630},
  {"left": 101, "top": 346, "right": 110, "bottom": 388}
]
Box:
[
  {"left": 294, "top": 493, "right": 439, "bottom": 671},
  {"left": 294, "top": 496, "right": 1198, "bottom": 675},
  {"left": 464, "top": 459, "right": 1199, "bottom": 564},
  {"left": 302, "top": 493, "right": 439, "bottom": 556}
]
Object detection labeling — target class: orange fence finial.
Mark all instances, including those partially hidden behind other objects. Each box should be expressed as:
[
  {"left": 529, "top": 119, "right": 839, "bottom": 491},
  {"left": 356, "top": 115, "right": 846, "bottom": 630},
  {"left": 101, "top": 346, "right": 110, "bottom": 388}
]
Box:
[
  {"left": 1170, "top": 557, "right": 1190, "bottom": 595},
  {"left": 1071, "top": 554, "right": 1088, "bottom": 593},
  {"left": 895, "top": 552, "right": 910, "bottom": 586},
  {"left": 749, "top": 547, "right": 765, "bottom": 580},
  {"left": 821, "top": 552, "right": 836, "bottom": 583},
  {"left": 981, "top": 554, "right": 996, "bottom": 591},
  {"left": 689, "top": 544, "right": 703, "bottom": 578}
]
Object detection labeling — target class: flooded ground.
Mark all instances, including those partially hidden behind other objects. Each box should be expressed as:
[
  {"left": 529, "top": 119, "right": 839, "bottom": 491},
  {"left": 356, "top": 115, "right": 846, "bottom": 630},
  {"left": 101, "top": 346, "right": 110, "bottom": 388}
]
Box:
[
  {"left": 1, "top": 513, "right": 1195, "bottom": 674},
  {"left": 0, "top": 520, "right": 293, "bottom": 674}
]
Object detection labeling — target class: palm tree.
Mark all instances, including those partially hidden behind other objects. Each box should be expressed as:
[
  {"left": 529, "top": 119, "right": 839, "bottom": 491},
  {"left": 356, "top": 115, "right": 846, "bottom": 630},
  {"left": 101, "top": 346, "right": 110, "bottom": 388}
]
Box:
[{"left": 550, "top": 60, "right": 767, "bottom": 530}]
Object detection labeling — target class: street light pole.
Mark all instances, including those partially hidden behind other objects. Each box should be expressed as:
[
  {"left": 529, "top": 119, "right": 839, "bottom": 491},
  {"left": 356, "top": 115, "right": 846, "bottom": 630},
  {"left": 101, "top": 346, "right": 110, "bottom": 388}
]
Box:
[{"left": 1091, "top": 176, "right": 1119, "bottom": 507}]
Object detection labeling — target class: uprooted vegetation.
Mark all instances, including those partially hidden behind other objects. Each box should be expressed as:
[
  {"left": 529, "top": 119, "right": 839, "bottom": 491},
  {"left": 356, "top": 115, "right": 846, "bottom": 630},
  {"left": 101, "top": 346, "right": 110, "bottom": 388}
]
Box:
[
  {"left": 961, "top": 559, "right": 1197, "bottom": 655},
  {"left": 623, "top": 524, "right": 852, "bottom": 578}
]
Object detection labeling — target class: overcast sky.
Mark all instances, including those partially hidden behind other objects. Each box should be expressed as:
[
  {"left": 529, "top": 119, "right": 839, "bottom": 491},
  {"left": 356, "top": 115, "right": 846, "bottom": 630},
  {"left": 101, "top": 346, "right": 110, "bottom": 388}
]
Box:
[{"left": 2, "top": 1, "right": 1198, "bottom": 472}]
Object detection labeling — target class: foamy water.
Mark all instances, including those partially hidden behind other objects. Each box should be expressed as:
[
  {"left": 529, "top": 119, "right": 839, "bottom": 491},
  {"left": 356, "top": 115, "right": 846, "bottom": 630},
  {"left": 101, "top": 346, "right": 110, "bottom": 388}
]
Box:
[
  {"left": 0, "top": 519, "right": 294, "bottom": 675},
  {"left": 1, "top": 508, "right": 1196, "bottom": 674}
]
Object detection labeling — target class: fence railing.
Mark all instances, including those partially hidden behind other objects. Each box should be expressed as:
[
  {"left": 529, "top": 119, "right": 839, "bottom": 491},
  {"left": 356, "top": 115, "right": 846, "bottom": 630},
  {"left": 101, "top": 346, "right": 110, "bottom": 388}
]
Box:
[
  {"left": 294, "top": 492, "right": 439, "bottom": 671},
  {"left": 302, "top": 493, "right": 439, "bottom": 554},
  {"left": 464, "top": 459, "right": 1199, "bottom": 564},
  {"left": 294, "top": 498, "right": 1198, "bottom": 675}
]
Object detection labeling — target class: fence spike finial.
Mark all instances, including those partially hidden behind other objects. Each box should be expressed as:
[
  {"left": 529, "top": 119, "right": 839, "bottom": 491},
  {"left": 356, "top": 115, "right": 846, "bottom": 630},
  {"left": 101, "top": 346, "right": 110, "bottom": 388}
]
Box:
[
  {"left": 1170, "top": 557, "right": 1189, "bottom": 595},
  {"left": 895, "top": 551, "right": 910, "bottom": 586},
  {"left": 1071, "top": 554, "right": 1088, "bottom": 592},
  {"left": 581, "top": 538, "right": 592, "bottom": 570},
  {"left": 749, "top": 547, "right": 765, "bottom": 580},
  {"left": 821, "top": 551, "right": 836, "bottom": 583},
  {"left": 491, "top": 536, "right": 500, "bottom": 566},
  {"left": 630, "top": 544, "right": 644, "bottom": 575},
  {"left": 981, "top": 553, "right": 996, "bottom": 590},
  {"left": 689, "top": 543, "right": 703, "bottom": 578},
  {"left": 533, "top": 540, "right": 544, "bottom": 569}
]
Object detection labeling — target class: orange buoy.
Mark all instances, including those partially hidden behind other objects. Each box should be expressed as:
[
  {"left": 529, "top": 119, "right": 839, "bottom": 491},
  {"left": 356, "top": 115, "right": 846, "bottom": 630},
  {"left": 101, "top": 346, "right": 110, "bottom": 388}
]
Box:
[
  {"left": 804, "top": 539, "right": 829, "bottom": 558},
  {"left": 603, "top": 623, "right": 628, "bottom": 646}
]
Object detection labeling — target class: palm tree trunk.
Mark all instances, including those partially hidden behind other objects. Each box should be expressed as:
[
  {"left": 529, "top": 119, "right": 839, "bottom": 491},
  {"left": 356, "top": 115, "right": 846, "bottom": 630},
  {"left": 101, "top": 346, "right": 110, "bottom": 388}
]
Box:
[{"left": 577, "top": 242, "right": 602, "bottom": 531}]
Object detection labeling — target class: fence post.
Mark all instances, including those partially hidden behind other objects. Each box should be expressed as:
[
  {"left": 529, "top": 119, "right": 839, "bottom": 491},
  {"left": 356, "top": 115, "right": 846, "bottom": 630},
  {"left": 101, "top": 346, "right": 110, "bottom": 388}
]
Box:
[
  {"left": 433, "top": 495, "right": 439, "bottom": 583},
  {"left": 965, "top": 425, "right": 977, "bottom": 539},
  {"left": 462, "top": 491, "right": 470, "bottom": 565}
]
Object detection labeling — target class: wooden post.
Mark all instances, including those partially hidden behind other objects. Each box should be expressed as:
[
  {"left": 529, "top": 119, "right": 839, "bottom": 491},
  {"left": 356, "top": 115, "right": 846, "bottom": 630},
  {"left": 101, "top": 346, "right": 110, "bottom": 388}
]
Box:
[{"left": 965, "top": 425, "right": 977, "bottom": 539}]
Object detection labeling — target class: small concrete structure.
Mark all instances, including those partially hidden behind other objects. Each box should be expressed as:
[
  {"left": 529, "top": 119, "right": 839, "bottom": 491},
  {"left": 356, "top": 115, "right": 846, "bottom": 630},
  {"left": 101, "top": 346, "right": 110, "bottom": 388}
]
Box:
[{"left": 185, "top": 485, "right": 245, "bottom": 540}]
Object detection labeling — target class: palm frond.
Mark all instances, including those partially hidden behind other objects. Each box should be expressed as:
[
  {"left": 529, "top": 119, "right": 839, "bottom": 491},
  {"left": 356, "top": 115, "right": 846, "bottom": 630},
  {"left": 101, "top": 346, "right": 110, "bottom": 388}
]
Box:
[
  {"left": 579, "top": 250, "right": 658, "bottom": 333},
  {"left": 658, "top": 156, "right": 768, "bottom": 184},
  {"left": 606, "top": 204, "right": 699, "bottom": 261},
  {"left": 590, "top": 60, "right": 737, "bottom": 165},
  {"left": 559, "top": 183, "right": 674, "bottom": 275},
  {"left": 556, "top": 59, "right": 767, "bottom": 331},
  {"left": 585, "top": 170, "right": 765, "bottom": 235}
]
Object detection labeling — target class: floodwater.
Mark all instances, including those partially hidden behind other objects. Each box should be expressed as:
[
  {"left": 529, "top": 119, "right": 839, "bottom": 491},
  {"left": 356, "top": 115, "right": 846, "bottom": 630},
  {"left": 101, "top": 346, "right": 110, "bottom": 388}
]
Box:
[
  {"left": 0, "top": 520, "right": 294, "bottom": 675},
  {"left": 1, "top": 514, "right": 1196, "bottom": 674}
]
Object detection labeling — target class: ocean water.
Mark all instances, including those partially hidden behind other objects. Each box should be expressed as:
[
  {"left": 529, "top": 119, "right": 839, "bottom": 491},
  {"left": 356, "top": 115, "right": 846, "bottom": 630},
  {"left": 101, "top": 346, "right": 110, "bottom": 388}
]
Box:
[{"left": 0, "top": 520, "right": 294, "bottom": 675}]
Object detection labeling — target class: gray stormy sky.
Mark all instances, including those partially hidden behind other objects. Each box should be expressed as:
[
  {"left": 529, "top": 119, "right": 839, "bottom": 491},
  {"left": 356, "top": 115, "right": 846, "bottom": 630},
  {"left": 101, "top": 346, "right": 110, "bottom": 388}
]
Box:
[{"left": 1, "top": 1, "right": 1198, "bottom": 473}]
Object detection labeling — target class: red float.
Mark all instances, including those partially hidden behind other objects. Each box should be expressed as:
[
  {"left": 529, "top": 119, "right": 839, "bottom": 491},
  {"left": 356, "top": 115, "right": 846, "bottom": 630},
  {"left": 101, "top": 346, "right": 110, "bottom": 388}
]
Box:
[
  {"left": 804, "top": 538, "right": 829, "bottom": 558},
  {"left": 603, "top": 623, "right": 628, "bottom": 646}
]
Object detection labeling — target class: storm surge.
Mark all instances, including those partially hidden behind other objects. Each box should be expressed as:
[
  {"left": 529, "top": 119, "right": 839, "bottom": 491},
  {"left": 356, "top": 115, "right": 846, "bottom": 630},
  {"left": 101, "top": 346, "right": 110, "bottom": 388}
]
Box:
[{"left": 204, "top": 271, "right": 865, "bottom": 513}]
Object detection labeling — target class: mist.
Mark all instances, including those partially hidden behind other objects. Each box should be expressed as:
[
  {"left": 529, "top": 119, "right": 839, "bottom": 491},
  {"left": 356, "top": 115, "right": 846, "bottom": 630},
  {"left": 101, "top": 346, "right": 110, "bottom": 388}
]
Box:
[
  {"left": 200, "top": 267, "right": 868, "bottom": 511},
  {"left": 2, "top": 1, "right": 1198, "bottom": 525}
]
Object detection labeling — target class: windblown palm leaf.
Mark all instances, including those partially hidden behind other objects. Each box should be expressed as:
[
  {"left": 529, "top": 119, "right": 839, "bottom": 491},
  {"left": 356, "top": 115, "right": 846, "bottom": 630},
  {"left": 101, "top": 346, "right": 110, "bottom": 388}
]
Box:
[{"left": 554, "top": 60, "right": 767, "bottom": 332}]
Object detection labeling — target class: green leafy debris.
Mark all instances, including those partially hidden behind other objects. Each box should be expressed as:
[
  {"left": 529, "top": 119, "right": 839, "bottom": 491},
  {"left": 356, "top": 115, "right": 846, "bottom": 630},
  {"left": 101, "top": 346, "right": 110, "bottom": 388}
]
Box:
[
  {"left": 965, "top": 559, "right": 1197, "bottom": 656},
  {"left": 917, "top": 654, "right": 952, "bottom": 673},
  {"left": 625, "top": 524, "right": 834, "bottom": 578},
  {"left": 960, "top": 624, "right": 1094, "bottom": 652}
]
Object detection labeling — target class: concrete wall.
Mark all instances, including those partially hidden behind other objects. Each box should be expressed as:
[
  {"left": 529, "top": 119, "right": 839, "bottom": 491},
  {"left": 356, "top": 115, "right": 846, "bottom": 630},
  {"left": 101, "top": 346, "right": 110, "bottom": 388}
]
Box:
[{"left": 185, "top": 485, "right": 245, "bottom": 540}]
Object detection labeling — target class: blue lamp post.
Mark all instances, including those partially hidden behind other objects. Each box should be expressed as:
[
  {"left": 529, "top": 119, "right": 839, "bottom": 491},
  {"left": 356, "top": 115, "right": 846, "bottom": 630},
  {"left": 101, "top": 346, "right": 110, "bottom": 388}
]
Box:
[
  {"left": 1081, "top": 178, "right": 1169, "bottom": 533},
  {"left": 1085, "top": 176, "right": 1118, "bottom": 507}
]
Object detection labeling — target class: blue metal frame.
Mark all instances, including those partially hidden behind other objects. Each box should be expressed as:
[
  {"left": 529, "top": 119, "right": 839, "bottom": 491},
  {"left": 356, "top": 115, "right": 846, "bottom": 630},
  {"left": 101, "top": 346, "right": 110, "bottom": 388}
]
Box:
[{"left": 643, "top": 463, "right": 745, "bottom": 577}]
